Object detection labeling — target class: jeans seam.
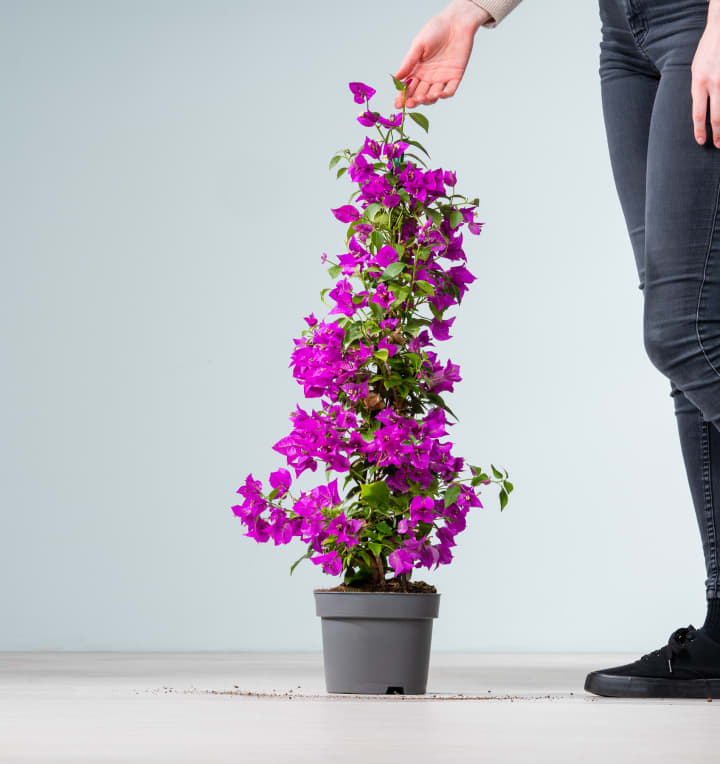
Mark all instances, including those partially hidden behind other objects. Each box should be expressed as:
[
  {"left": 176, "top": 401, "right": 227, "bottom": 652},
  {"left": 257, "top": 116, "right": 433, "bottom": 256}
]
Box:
[
  {"left": 695, "top": 171, "right": 720, "bottom": 380},
  {"left": 701, "top": 419, "right": 720, "bottom": 596},
  {"left": 634, "top": 31, "right": 652, "bottom": 61}
]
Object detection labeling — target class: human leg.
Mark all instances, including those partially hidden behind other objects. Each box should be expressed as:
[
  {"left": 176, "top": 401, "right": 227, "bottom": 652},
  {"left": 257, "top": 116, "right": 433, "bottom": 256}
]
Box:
[
  {"left": 640, "top": 12, "right": 720, "bottom": 599},
  {"left": 600, "top": 0, "right": 720, "bottom": 607},
  {"left": 585, "top": 0, "right": 720, "bottom": 697}
]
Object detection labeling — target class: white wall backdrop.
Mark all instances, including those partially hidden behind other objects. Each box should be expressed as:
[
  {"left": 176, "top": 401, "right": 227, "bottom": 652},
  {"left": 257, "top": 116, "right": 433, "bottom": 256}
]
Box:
[{"left": 0, "top": 0, "right": 708, "bottom": 651}]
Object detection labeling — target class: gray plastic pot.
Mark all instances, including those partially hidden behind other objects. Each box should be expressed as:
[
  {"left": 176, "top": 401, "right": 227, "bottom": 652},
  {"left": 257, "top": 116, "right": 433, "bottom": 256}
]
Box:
[{"left": 314, "top": 590, "right": 441, "bottom": 694}]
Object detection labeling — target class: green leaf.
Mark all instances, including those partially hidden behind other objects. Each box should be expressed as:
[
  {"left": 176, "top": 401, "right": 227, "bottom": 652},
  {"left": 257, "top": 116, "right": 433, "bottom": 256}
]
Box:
[
  {"left": 268, "top": 486, "right": 281, "bottom": 500},
  {"left": 369, "top": 300, "right": 385, "bottom": 320},
  {"left": 344, "top": 566, "right": 375, "bottom": 587},
  {"left": 360, "top": 480, "right": 391, "bottom": 507},
  {"left": 336, "top": 166, "right": 347, "bottom": 179},
  {"left": 361, "top": 430, "right": 376, "bottom": 443},
  {"left": 346, "top": 322, "right": 364, "bottom": 344},
  {"left": 406, "top": 139, "right": 431, "bottom": 159},
  {"left": 444, "top": 483, "right": 462, "bottom": 509},
  {"left": 327, "top": 264, "right": 342, "bottom": 279},
  {"left": 499, "top": 488, "right": 508, "bottom": 511},
  {"left": 491, "top": 464, "right": 503, "bottom": 479},
  {"left": 390, "top": 73, "right": 407, "bottom": 92},
  {"left": 329, "top": 155, "right": 342, "bottom": 170},
  {"left": 409, "top": 111, "right": 429, "bottom": 132},
  {"left": 375, "top": 520, "right": 393, "bottom": 536},
  {"left": 405, "top": 317, "right": 430, "bottom": 335},
  {"left": 414, "top": 279, "right": 435, "bottom": 296},
  {"left": 425, "top": 390, "right": 459, "bottom": 422},
  {"left": 405, "top": 152, "right": 429, "bottom": 169},
  {"left": 503, "top": 480, "right": 514, "bottom": 494},
  {"left": 363, "top": 203, "right": 382, "bottom": 222},
  {"left": 426, "top": 208, "right": 442, "bottom": 226},
  {"left": 449, "top": 210, "right": 463, "bottom": 229},
  {"left": 356, "top": 549, "right": 374, "bottom": 567},
  {"left": 289, "top": 547, "right": 313, "bottom": 575},
  {"left": 371, "top": 230, "right": 385, "bottom": 249},
  {"left": 368, "top": 541, "right": 382, "bottom": 556},
  {"left": 379, "top": 260, "right": 405, "bottom": 281},
  {"left": 375, "top": 348, "right": 389, "bottom": 363},
  {"left": 391, "top": 285, "right": 412, "bottom": 306}
]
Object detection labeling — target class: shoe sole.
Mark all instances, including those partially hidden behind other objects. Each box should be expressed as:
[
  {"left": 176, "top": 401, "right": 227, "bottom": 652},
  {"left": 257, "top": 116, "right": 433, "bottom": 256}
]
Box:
[{"left": 585, "top": 671, "right": 720, "bottom": 699}]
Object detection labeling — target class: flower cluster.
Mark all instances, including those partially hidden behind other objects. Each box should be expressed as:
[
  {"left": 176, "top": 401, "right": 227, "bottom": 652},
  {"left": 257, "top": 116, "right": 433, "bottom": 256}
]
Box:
[{"left": 231, "top": 78, "right": 513, "bottom": 587}]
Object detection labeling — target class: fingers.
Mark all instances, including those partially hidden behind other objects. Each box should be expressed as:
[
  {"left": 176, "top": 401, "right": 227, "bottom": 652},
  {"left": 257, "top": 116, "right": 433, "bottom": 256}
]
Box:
[
  {"left": 425, "top": 82, "right": 445, "bottom": 102},
  {"left": 711, "top": 83, "right": 720, "bottom": 148},
  {"left": 441, "top": 79, "right": 460, "bottom": 98},
  {"left": 692, "top": 76, "right": 709, "bottom": 145},
  {"left": 410, "top": 81, "right": 431, "bottom": 106},
  {"left": 404, "top": 75, "right": 422, "bottom": 105},
  {"left": 394, "top": 78, "right": 461, "bottom": 109},
  {"left": 395, "top": 42, "right": 423, "bottom": 83},
  {"left": 393, "top": 42, "right": 422, "bottom": 109}
]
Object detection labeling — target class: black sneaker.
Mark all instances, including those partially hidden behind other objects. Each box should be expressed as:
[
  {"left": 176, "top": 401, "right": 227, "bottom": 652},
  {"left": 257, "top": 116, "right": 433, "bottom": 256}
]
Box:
[{"left": 584, "top": 625, "right": 720, "bottom": 698}]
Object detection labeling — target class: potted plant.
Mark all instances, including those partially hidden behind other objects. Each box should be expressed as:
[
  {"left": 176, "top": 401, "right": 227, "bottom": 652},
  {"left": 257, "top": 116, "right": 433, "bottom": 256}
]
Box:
[{"left": 231, "top": 76, "right": 513, "bottom": 695}]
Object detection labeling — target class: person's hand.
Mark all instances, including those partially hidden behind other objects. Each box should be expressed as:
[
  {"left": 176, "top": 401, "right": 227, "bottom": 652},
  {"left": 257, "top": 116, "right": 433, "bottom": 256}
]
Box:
[
  {"left": 691, "top": 0, "right": 720, "bottom": 147},
  {"left": 393, "top": 0, "right": 492, "bottom": 110}
]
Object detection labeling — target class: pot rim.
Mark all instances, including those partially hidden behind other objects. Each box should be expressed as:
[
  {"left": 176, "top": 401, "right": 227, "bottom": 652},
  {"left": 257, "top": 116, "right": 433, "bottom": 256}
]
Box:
[{"left": 313, "top": 589, "right": 440, "bottom": 595}]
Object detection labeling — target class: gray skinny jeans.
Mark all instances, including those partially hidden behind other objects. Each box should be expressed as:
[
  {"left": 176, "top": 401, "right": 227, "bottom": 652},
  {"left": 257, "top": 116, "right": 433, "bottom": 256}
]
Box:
[{"left": 599, "top": 0, "right": 720, "bottom": 598}]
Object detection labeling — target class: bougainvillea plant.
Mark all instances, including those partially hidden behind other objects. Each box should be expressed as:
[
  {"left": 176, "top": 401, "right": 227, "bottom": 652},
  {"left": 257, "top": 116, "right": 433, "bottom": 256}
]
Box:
[{"left": 231, "top": 75, "right": 513, "bottom": 591}]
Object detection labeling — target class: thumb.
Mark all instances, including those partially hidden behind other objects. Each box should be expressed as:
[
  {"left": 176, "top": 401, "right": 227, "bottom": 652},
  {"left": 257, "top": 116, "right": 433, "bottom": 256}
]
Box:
[{"left": 395, "top": 41, "right": 425, "bottom": 81}]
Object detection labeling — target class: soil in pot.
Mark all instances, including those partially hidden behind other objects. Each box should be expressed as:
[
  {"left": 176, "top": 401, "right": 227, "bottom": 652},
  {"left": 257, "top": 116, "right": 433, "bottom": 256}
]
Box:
[{"left": 315, "top": 579, "right": 437, "bottom": 594}]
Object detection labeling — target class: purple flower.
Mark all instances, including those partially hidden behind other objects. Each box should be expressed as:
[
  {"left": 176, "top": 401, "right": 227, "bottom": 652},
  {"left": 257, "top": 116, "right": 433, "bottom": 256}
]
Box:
[
  {"left": 348, "top": 81, "right": 376, "bottom": 104},
  {"left": 269, "top": 468, "right": 292, "bottom": 499},
  {"left": 352, "top": 222, "right": 374, "bottom": 243},
  {"left": 398, "top": 517, "right": 416, "bottom": 534},
  {"left": 310, "top": 549, "right": 343, "bottom": 576},
  {"left": 331, "top": 204, "right": 361, "bottom": 223},
  {"left": 348, "top": 153, "right": 376, "bottom": 184},
  {"left": 383, "top": 141, "right": 409, "bottom": 160},
  {"left": 377, "top": 334, "right": 399, "bottom": 356},
  {"left": 430, "top": 315, "right": 456, "bottom": 341},
  {"left": 377, "top": 112, "right": 403, "bottom": 128},
  {"left": 357, "top": 110, "right": 379, "bottom": 127},
  {"left": 388, "top": 548, "right": 414, "bottom": 576},
  {"left": 359, "top": 136, "right": 382, "bottom": 159},
  {"left": 369, "top": 244, "right": 398, "bottom": 269},
  {"left": 409, "top": 495, "right": 435, "bottom": 524}
]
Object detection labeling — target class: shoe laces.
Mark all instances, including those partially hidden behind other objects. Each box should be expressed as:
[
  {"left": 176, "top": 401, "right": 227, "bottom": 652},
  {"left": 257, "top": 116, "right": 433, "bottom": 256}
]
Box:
[{"left": 640, "top": 625, "right": 697, "bottom": 673}]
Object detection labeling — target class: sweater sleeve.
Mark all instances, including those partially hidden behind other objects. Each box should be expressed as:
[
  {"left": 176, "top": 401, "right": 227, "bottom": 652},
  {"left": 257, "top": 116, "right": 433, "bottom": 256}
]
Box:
[{"left": 469, "top": 0, "right": 524, "bottom": 28}]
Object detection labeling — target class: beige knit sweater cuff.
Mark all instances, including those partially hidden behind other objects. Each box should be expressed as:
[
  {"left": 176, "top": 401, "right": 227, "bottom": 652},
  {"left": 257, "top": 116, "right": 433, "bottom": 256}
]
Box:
[{"left": 470, "top": 0, "right": 523, "bottom": 28}]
